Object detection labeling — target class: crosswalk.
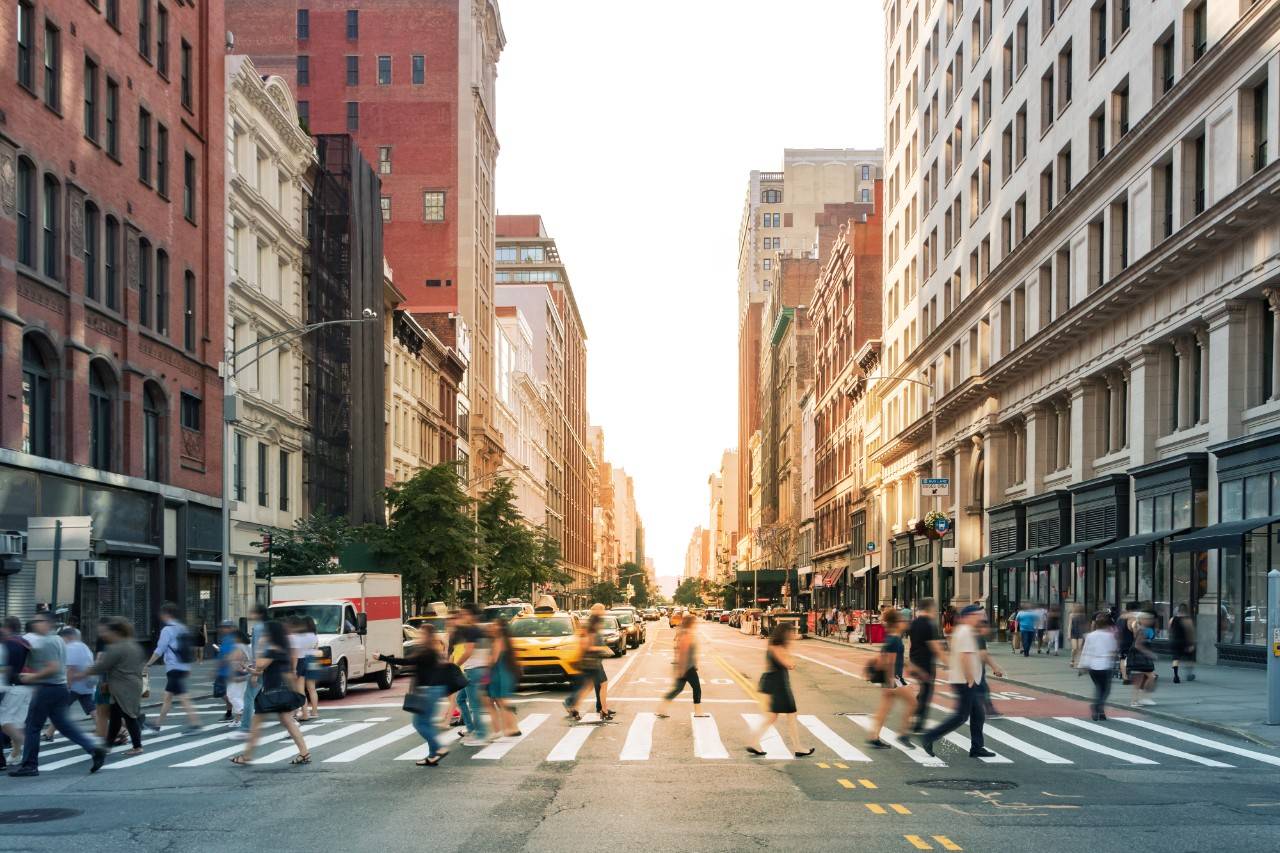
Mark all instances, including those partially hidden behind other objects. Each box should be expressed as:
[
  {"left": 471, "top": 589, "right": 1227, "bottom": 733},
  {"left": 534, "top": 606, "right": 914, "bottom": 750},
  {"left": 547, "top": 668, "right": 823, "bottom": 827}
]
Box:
[{"left": 30, "top": 709, "right": 1279, "bottom": 774}]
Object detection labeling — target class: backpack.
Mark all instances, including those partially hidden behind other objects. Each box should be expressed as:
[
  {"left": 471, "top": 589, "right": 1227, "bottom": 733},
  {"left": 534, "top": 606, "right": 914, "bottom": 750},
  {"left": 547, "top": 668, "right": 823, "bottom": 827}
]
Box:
[{"left": 174, "top": 625, "right": 195, "bottom": 664}]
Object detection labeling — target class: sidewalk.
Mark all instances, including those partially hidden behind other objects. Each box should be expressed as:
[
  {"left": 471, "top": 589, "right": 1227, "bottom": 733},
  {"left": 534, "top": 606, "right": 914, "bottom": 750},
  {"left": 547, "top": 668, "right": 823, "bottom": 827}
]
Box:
[{"left": 806, "top": 631, "right": 1278, "bottom": 747}]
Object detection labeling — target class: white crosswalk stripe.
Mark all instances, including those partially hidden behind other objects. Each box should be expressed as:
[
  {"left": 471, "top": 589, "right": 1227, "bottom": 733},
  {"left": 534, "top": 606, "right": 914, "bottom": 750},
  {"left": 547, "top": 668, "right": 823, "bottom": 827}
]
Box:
[
  {"left": 846, "top": 715, "right": 945, "bottom": 766},
  {"left": 982, "top": 723, "right": 1074, "bottom": 764},
  {"left": 797, "top": 715, "right": 871, "bottom": 762},
  {"left": 1118, "top": 718, "right": 1280, "bottom": 767},
  {"left": 1056, "top": 718, "right": 1233, "bottom": 767},
  {"left": 619, "top": 712, "right": 655, "bottom": 760},
  {"left": 1007, "top": 717, "right": 1158, "bottom": 764},
  {"left": 743, "top": 714, "right": 792, "bottom": 759},
  {"left": 692, "top": 712, "right": 729, "bottom": 759},
  {"left": 473, "top": 714, "right": 549, "bottom": 760}
]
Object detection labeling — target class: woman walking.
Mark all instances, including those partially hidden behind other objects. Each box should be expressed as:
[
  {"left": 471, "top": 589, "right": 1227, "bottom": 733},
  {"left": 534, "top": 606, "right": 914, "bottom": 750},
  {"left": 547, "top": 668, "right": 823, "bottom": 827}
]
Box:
[
  {"left": 746, "top": 623, "right": 813, "bottom": 758},
  {"left": 88, "top": 617, "right": 146, "bottom": 756},
  {"left": 1079, "top": 614, "right": 1119, "bottom": 720},
  {"left": 1128, "top": 612, "right": 1158, "bottom": 706},
  {"left": 232, "top": 620, "right": 309, "bottom": 766},
  {"left": 655, "top": 610, "right": 706, "bottom": 719},
  {"left": 1169, "top": 604, "right": 1196, "bottom": 684},
  {"left": 864, "top": 609, "right": 916, "bottom": 749},
  {"left": 487, "top": 619, "right": 522, "bottom": 738},
  {"left": 564, "top": 613, "right": 612, "bottom": 721},
  {"left": 379, "top": 623, "right": 450, "bottom": 766}
]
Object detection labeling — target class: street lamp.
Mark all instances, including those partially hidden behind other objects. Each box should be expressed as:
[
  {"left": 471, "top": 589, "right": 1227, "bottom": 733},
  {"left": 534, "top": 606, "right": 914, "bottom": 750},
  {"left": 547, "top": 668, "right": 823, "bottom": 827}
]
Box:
[
  {"left": 850, "top": 374, "right": 942, "bottom": 609},
  {"left": 219, "top": 311, "right": 380, "bottom": 622},
  {"left": 468, "top": 465, "right": 531, "bottom": 605}
]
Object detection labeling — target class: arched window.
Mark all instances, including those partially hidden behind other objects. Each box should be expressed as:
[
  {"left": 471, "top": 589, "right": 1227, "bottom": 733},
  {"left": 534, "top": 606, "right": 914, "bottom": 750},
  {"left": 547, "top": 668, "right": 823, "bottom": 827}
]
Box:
[
  {"left": 21, "top": 335, "right": 54, "bottom": 458},
  {"left": 42, "top": 174, "right": 60, "bottom": 279},
  {"left": 88, "top": 360, "right": 116, "bottom": 471},
  {"left": 104, "top": 216, "right": 120, "bottom": 310},
  {"left": 155, "top": 249, "right": 169, "bottom": 335},
  {"left": 138, "top": 238, "right": 152, "bottom": 328},
  {"left": 16, "top": 157, "right": 35, "bottom": 267},
  {"left": 143, "top": 381, "right": 165, "bottom": 482},
  {"left": 84, "top": 202, "right": 100, "bottom": 299}
]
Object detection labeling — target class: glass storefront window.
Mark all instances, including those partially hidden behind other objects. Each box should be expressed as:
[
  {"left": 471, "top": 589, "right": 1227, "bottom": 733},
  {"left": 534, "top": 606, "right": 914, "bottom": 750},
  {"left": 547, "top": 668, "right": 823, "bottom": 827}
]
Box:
[
  {"left": 1221, "top": 480, "right": 1244, "bottom": 522},
  {"left": 1173, "top": 490, "right": 1192, "bottom": 529}
]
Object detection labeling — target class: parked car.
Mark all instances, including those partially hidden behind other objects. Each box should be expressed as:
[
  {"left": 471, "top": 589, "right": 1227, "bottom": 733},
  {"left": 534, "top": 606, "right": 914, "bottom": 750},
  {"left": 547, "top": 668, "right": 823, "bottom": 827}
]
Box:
[
  {"left": 599, "top": 614, "right": 627, "bottom": 657},
  {"left": 611, "top": 609, "right": 645, "bottom": 647}
]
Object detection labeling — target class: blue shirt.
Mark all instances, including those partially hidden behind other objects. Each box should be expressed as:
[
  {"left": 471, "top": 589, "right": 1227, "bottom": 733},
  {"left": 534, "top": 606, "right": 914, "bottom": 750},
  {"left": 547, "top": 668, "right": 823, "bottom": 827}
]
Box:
[
  {"left": 155, "top": 622, "right": 191, "bottom": 672},
  {"left": 1016, "top": 611, "right": 1039, "bottom": 632}
]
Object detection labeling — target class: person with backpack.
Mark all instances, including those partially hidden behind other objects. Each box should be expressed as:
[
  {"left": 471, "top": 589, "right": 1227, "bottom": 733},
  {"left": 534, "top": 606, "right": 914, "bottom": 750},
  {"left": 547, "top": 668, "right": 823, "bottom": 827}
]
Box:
[{"left": 144, "top": 602, "right": 202, "bottom": 733}]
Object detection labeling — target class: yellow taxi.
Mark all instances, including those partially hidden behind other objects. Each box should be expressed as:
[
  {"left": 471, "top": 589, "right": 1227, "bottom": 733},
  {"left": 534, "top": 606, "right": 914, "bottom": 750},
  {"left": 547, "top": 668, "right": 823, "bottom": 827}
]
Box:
[{"left": 509, "top": 600, "right": 581, "bottom": 685}]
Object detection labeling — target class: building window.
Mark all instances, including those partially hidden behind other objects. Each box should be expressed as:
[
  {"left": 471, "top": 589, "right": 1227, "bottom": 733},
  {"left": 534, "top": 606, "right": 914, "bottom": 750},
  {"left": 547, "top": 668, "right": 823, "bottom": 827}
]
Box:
[
  {"left": 89, "top": 361, "right": 115, "bottom": 471},
  {"left": 346, "top": 101, "right": 359, "bottom": 131},
  {"left": 234, "top": 433, "right": 246, "bottom": 501},
  {"left": 257, "top": 441, "right": 269, "bottom": 506},
  {"left": 296, "top": 8, "right": 309, "bottom": 39},
  {"left": 423, "top": 190, "right": 445, "bottom": 222},
  {"left": 41, "top": 175, "right": 59, "bottom": 280},
  {"left": 139, "top": 238, "right": 152, "bottom": 327},
  {"left": 84, "top": 202, "right": 99, "bottom": 299},
  {"left": 279, "top": 449, "right": 290, "bottom": 511},
  {"left": 138, "top": 107, "right": 152, "bottom": 184},
  {"left": 380, "top": 196, "right": 391, "bottom": 222},
  {"left": 143, "top": 384, "right": 163, "bottom": 481},
  {"left": 156, "top": 124, "right": 169, "bottom": 197},
  {"left": 412, "top": 54, "right": 425, "bottom": 85},
  {"left": 104, "top": 216, "right": 119, "bottom": 309},
  {"left": 183, "top": 270, "right": 196, "bottom": 351},
  {"left": 179, "top": 40, "right": 192, "bottom": 110},
  {"left": 377, "top": 55, "right": 391, "bottom": 85},
  {"left": 346, "top": 55, "right": 359, "bottom": 85},
  {"left": 17, "top": 0, "right": 34, "bottom": 90},
  {"left": 183, "top": 152, "right": 196, "bottom": 221},
  {"left": 43, "top": 21, "right": 60, "bottom": 110},
  {"left": 156, "top": 5, "right": 169, "bottom": 75},
  {"left": 155, "top": 250, "right": 169, "bottom": 335},
  {"left": 346, "top": 9, "right": 359, "bottom": 39},
  {"left": 297, "top": 55, "right": 310, "bottom": 85},
  {"left": 105, "top": 78, "right": 119, "bottom": 157},
  {"left": 84, "top": 58, "right": 99, "bottom": 141},
  {"left": 21, "top": 336, "right": 53, "bottom": 458},
  {"left": 137, "top": 0, "right": 150, "bottom": 60},
  {"left": 378, "top": 146, "right": 391, "bottom": 174},
  {"left": 16, "top": 157, "right": 34, "bottom": 267}
]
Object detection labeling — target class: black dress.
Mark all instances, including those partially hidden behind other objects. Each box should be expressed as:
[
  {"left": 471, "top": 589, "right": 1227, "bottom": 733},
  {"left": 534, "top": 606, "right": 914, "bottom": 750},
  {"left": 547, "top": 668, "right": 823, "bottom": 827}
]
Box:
[{"left": 764, "top": 647, "right": 796, "bottom": 714}]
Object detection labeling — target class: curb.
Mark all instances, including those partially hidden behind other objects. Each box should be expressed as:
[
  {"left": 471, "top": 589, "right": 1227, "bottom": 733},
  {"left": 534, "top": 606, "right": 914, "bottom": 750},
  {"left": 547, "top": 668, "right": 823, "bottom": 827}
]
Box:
[{"left": 802, "top": 632, "right": 1276, "bottom": 749}]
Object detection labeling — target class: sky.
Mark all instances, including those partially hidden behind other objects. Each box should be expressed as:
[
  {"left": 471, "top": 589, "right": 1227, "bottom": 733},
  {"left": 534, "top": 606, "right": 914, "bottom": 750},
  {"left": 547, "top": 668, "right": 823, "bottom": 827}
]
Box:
[{"left": 494, "top": 0, "right": 885, "bottom": 586}]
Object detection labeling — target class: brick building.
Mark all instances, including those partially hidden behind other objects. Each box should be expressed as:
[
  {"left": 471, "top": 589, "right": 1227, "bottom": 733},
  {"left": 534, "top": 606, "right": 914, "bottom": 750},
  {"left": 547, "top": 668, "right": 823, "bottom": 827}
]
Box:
[
  {"left": 225, "top": 0, "right": 507, "bottom": 483},
  {"left": 0, "top": 0, "right": 226, "bottom": 636}
]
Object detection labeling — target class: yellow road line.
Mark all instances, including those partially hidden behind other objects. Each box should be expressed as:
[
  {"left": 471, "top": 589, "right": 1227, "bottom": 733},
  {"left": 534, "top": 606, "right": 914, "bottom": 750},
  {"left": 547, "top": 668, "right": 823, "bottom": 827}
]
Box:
[
  {"left": 859, "top": 778, "right": 878, "bottom": 789},
  {"left": 817, "top": 762, "right": 830, "bottom": 769},
  {"left": 837, "top": 778, "right": 856, "bottom": 789},
  {"left": 866, "top": 803, "right": 888, "bottom": 814},
  {"left": 904, "top": 836, "right": 933, "bottom": 851},
  {"left": 890, "top": 803, "right": 911, "bottom": 815},
  {"left": 933, "top": 837, "right": 962, "bottom": 851}
]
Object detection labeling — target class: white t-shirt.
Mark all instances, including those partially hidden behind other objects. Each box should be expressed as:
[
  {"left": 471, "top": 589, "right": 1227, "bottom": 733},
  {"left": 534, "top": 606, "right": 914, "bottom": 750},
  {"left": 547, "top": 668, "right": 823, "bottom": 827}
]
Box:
[{"left": 946, "top": 623, "right": 983, "bottom": 686}]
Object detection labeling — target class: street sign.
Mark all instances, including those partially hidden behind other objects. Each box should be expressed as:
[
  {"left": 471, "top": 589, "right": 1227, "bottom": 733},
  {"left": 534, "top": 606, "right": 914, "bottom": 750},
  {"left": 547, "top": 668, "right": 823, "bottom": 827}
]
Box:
[{"left": 921, "top": 478, "right": 950, "bottom": 497}]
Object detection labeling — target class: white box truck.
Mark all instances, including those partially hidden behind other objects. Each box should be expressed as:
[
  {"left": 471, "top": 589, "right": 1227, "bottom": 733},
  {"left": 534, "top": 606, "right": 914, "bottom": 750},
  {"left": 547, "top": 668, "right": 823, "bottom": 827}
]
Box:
[{"left": 268, "top": 573, "right": 402, "bottom": 698}]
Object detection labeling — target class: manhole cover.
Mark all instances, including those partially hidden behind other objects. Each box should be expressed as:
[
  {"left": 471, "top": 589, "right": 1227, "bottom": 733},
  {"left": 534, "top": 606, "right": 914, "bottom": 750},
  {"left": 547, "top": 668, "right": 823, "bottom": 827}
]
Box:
[
  {"left": 911, "top": 779, "right": 1018, "bottom": 791},
  {"left": 0, "top": 808, "right": 82, "bottom": 824}
]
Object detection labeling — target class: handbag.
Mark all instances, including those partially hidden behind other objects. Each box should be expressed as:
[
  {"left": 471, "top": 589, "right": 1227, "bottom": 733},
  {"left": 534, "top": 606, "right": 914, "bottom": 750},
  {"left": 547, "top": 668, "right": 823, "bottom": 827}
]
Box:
[
  {"left": 254, "top": 686, "right": 305, "bottom": 714},
  {"left": 403, "top": 687, "right": 431, "bottom": 715},
  {"left": 444, "top": 663, "right": 469, "bottom": 695}
]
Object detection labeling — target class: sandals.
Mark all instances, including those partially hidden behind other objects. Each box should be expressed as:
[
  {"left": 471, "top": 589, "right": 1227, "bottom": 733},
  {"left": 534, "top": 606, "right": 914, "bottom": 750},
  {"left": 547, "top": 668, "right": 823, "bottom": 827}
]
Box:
[
  {"left": 416, "top": 755, "right": 442, "bottom": 767},
  {"left": 290, "top": 753, "right": 311, "bottom": 765},
  {"left": 229, "top": 755, "right": 251, "bottom": 766}
]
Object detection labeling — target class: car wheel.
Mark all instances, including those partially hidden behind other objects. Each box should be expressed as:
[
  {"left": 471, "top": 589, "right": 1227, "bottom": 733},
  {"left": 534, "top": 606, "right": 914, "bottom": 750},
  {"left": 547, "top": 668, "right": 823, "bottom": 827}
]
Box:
[
  {"left": 328, "top": 661, "right": 348, "bottom": 700},
  {"left": 375, "top": 663, "right": 394, "bottom": 690}
]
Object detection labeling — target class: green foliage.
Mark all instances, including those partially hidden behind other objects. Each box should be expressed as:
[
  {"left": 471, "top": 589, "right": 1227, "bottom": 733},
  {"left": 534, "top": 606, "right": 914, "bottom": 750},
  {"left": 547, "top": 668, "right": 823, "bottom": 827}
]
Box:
[{"left": 264, "top": 512, "right": 357, "bottom": 578}]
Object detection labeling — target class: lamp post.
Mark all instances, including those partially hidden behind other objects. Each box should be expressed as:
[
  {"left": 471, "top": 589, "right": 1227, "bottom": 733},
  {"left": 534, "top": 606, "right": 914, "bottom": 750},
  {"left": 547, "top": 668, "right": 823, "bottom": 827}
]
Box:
[
  {"left": 220, "top": 310, "right": 380, "bottom": 622},
  {"left": 468, "top": 465, "right": 531, "bottom": 605},
  {"left": 850, "top": 374, "right": 941, "bottom": 608}
]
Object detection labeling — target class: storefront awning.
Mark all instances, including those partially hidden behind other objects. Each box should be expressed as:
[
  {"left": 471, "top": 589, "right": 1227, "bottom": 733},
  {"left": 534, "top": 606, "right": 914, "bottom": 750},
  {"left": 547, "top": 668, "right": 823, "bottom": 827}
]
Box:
[
  {"left": 1169, "top": 515, "right": 1280, "bottom": 553},
  {"left": 1035, "top": 537, "right": 1115, "bottom": 562},
  {"left": 962, "top": 552, "right": 1011, "bottom": 573},
  {"left": 1093, "top": 529, "right": 1191, "bottom": 561},
  {"left": 992, "top": 546, "right": 1049, "bottom": 569}
]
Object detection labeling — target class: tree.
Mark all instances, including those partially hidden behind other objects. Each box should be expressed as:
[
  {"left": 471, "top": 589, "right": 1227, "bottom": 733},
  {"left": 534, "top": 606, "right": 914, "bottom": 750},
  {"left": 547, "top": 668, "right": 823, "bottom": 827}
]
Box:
[
  {"left": 477, "top": 477, "right": 570, "bottom": 602},
  {"left": 267, "top": 512, "right": 356, "bottom": 577},
  {"left": 588, "top": 580, "right": 622, "bottom": 606},
  {"left": 673, "top": 577, "right": 704, "bottom": 607}
]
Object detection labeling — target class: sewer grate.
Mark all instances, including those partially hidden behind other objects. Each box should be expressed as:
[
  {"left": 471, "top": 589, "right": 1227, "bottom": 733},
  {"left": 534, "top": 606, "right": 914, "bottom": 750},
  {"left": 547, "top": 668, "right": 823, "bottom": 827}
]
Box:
[
  {"left": 0, "top": 808, "right": 82, "bottom": 824},
  {"left": 911, "top": 779, "right": 1018, "bottom": 791}
]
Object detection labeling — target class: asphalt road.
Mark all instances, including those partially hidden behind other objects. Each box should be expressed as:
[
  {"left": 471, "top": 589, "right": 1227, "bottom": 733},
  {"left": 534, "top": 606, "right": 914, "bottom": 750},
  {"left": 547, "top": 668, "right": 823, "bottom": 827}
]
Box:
[{"left": 2, "top": 619, "right": 1279, "bottom": 853}]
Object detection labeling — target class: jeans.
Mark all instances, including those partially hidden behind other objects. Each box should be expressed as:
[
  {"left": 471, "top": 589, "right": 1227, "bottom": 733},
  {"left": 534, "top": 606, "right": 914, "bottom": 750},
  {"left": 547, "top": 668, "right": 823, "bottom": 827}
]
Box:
[
  {"left": 912, "top": 664, "right": 935, "bottom": 730},
  {"left": 1020, "top": 630, "right": 1036, "bottom": 656},
  {"left": 410, "top": 685, "right": 447, "bottom": 757},
  {"left": 924, "top": 682, "right": 986, "bottom": 752},
  {"left": 458, "top": 667, "right": 488, "bottom": 739},
  {"left": 239, "top": 679, "right": 261, "bottom": 732},
  {"left": 1088, "top": 668, "right": 1112, "bottom": 716},
  {"left": 20, "top": 684, "right": 98, "bottom": 770},
  {"left": 664, "top": 667, "right": 702, "bottom": 704}
]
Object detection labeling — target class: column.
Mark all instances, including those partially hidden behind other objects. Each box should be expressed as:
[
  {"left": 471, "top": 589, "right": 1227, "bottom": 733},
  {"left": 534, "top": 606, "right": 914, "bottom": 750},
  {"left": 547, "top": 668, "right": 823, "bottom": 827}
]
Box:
[{"left": 1266, "top": 289, "right": 1280, "bottom": 402}]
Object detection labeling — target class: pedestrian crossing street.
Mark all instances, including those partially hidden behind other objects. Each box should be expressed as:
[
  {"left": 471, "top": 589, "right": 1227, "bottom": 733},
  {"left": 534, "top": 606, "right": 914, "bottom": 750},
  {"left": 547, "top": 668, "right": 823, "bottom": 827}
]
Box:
[{"left": 31, "top": 708, "right": 1280, "bottom": 774}]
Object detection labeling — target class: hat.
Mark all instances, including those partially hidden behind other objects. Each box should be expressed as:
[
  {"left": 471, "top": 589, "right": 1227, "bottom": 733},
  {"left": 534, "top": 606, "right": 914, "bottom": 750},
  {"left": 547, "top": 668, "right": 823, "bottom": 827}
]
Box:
[{"left": 960, "top": 604, "right": 985, "bottom": 617}]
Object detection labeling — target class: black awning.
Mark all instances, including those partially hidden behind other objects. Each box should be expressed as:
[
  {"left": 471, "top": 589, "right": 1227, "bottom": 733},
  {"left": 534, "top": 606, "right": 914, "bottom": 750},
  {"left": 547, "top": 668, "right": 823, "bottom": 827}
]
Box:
[
  {"left": 962, "top": 552, "right": 1011, "bottom": 573},
  {"left": 1093, "top": 529, "right": 1191, "bottom": 561},
  {"left": 1036, "top": 537, "right": 1115, "bottom": 562},
  {"left": 992, "top": 546, "right": 1049, "bottom": 569},
  {"left": 1169, "top": 515, "right": 1280, "bottom": 553}
]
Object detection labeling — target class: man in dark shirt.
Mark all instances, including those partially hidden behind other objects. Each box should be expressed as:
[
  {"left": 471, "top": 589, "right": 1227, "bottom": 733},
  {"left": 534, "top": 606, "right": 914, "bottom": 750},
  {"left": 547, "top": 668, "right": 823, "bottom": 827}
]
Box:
[{"left": 906, "top": 598, "right": 945, "bottom": 733}]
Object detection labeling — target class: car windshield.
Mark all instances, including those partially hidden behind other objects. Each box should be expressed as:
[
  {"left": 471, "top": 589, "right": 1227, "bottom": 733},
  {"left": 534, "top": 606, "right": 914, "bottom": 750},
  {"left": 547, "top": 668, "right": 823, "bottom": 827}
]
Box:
[
  {"left": 269, "top": 604, "right": 343, "bottom": 634},
  {"left": 612, "top": 612, "right": 635, "bottom": 626},
  {"left": 510, "top": 617, "right": 574, "bottom": 637},
  {"left": 483, "top": 605, "right": 526, "bottom": 622}
]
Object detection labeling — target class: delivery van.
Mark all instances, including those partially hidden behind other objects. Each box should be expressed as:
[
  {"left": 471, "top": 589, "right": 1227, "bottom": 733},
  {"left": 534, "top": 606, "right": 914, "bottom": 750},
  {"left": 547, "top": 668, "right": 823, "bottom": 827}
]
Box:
[{"left": 268, "top": 573, "right": 402, "bottom": 698}]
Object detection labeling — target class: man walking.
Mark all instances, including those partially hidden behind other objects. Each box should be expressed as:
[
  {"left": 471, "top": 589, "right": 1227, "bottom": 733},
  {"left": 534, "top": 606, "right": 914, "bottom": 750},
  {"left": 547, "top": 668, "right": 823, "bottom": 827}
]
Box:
[
  {"left": 906, "top": 598, "right": 945, "bottom": 733},
  {"left": 8, "top": 613, "right": 106, "bottom": 777},
  {"left": 144, "top": 603, "right": 202, "bottom": 733},
  {"left": 230, "top": 605, "right": 267, "bottom": 741},
  {"left": 455, "top": 604, "right": 491, "bottom": 746},
  {"left": 921, "top": 604, "right": 996, "bottom": 760}
]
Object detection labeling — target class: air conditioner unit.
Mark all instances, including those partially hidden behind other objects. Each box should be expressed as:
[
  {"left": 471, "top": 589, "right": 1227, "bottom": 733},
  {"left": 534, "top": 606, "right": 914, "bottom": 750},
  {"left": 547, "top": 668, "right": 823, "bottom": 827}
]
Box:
[
  {"left": 79, "top": 560, "right": 110, "bottom": 579},
  {"left": 0, "top": 532, "right": 24, "bottom": 556}
]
